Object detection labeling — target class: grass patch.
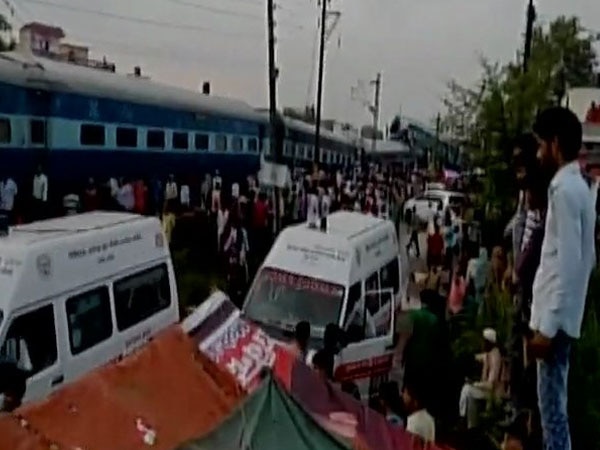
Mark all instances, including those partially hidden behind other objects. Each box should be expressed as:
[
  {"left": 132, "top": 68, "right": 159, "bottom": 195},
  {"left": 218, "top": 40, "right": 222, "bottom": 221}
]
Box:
[{"left": 172, "top": 248, "right": 226, "bottom": 316}]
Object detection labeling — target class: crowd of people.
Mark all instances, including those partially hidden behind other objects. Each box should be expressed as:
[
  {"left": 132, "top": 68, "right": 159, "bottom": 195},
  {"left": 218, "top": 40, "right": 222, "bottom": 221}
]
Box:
[
  {"left": 399, "top": 106, "right": 597, "bottom": 450},
  {"left": 1, "top": 106, "right": 595, "bottom": 450}
]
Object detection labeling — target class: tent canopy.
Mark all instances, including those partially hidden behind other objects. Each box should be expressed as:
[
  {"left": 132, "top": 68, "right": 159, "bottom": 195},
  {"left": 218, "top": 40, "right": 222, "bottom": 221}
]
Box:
[{"left": 178, "top": 374, "right": 352, "bottom": 450}]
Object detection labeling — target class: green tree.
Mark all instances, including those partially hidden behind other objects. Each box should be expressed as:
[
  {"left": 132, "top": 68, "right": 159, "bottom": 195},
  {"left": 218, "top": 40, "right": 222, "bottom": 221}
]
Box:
[
  {"left": 0, "top": 14, "right": 15, "bottom": 51},
  {"left": 442, "top": 15, "right": 597, "bottom": 220},
  {"left": 442, "top": 14, "right": 600, "bottom": 449}
]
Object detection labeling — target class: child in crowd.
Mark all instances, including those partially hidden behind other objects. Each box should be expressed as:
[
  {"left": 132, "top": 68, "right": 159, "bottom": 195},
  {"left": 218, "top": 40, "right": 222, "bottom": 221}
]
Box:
[{"left": 403, "top": 378, "right": 436, "bottom": 443}]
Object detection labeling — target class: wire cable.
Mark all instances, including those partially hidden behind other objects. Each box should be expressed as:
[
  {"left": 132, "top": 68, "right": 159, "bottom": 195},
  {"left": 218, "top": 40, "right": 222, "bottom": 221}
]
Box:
[
  {"left": 165, "top": 0, "right": 263, "bottom": 21},
  {"left": 21, "top": 0, "right": 264, "bottom": 38}
]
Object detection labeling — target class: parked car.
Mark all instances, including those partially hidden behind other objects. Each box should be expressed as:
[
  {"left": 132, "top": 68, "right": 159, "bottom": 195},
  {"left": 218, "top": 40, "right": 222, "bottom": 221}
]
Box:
[{"left": 403, "top": 190, "right": 465, "bottom": 224}]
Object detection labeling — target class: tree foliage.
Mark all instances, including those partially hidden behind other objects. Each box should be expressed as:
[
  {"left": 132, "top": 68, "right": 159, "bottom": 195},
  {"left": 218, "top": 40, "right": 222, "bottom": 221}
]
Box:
[
  {"left": 0, "top": 14, "right": 15, "bottom": 52},
  {"left": 442, "top": 15, "right": 600, "bottom": 449},
  {"left": 442, "top": 16, "right": 598, "bottom": 216}
]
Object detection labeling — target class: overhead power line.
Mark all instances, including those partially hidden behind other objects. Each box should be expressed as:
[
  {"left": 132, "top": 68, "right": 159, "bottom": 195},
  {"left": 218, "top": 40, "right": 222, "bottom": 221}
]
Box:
[
  {"left": 165, "top": 0, "right": 263, "bottom": 21},
  {"left": 70, "top": 33, "right": 266, "bottom": 67},
  {"left": 21, "top": 0, "right": 264, "bottom": 38}
]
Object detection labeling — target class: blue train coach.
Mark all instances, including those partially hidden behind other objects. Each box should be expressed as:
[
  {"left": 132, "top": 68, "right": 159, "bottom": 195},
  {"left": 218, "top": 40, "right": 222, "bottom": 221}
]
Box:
[{"left": 0, "top": 52, "right": 357, "bottom": 188}]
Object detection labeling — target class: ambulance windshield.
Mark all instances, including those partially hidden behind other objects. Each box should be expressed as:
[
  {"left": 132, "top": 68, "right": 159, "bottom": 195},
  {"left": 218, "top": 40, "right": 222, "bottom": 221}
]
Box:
[{"left": 244, "top": 268, "right": 344, "bottom": 332}]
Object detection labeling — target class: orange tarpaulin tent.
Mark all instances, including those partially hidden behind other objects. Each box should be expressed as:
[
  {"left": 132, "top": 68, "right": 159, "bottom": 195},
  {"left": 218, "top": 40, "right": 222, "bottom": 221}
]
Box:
[
  {"left": 6, "top": 327, "right": 244, "bottom": 450},
  {"left": 0, "top": 415, "right": 51, "bottom": 450}
]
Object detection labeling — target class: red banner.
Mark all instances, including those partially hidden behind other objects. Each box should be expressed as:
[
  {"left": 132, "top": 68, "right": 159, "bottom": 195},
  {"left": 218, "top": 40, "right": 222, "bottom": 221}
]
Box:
[
  {"left": 199, "top": 315, "right": 278, "bottom": 392},
  {"left": 261, "top": 268, "right": 344, "bottom": 297}
]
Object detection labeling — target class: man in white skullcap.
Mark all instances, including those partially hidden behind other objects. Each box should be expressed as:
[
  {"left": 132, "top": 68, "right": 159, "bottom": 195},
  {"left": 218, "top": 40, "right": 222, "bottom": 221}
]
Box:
[{"left": 458, "top": 327, "right": 503, "bottom": 428}]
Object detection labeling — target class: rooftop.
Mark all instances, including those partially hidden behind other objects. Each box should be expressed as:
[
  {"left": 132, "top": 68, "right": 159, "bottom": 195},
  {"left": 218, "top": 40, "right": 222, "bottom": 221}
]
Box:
[{"left": 20, "top": 22, "right": 65, "bottom": 39}]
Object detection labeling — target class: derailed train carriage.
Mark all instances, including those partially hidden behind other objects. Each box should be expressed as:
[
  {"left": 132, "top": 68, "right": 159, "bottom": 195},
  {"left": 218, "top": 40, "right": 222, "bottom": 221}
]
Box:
[{"left": 0, "top": 51, "right": 358, "bottom": 190}]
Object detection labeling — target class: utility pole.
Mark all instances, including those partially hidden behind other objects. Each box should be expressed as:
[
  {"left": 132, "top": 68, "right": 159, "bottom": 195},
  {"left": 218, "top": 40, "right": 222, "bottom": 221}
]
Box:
[
  {"left": 267, "top": 0, "right": 281, "bottom": 232},
  {"left": 434, "top": 112, "right": 441, "bottom": 171},
  {"left": 522, "top": 0, "right": 536, "bottom": 74},
  {"left": 313, "top": 0, "right": 328, "bottom": 166},
  {"left": 517, "top": 0, "right": 535, "bottom": 134},
  {"left": 370, "top": 72, "right": 381, "bottom": 152}
]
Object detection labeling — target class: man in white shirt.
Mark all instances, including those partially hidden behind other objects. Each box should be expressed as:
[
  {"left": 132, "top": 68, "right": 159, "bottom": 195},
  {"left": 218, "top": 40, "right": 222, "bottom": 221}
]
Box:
[
  {"left": 459, "top": 328, "right": 502, "bottom": 428},
  {"left": 32, "top": 166, "right": 48, "bottom": 220},
  {"left": 180, "top": 183, "right": 190, "bottom": 209},
  {"left": 403, "top": 377, "right": 435, "bottom": 442},
  {"left": 0, "top": 176, "right": 18, "bottom": 223},
  {"left": 117, "top": 180, "right": 135, "bottom": 211},
  {"left": 165, "top": 174, "right": 178, "bottom": 201},
  {"left": 529, "top": 107, "right": 597, "bottom": 450}
]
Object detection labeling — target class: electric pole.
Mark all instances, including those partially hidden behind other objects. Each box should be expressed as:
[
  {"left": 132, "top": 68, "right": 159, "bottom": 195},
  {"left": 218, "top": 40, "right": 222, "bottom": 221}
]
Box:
[
  {"left": 516, "top": 0, "right": 535, "bottom": 134},
  {"left": 434, "top": 112, "right": 441, "bottom": 170},
  {"left": 313, "top": 0, "right": 328, "bottom": 166},
  {"left": 523, "top": 0, "right": 536, "bottom": 74},
  {"left": 267, "top": 0, "right": 281, "bottom": 232},
  {"left": 267, "top": 0, "right": 278, "bottom": 148},
  {"left": 370, "top": 73, "right": 381, "bottom": 152}
]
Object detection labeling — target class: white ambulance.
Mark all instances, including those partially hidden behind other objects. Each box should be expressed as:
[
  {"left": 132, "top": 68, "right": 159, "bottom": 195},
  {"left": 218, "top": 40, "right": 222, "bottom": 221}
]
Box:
[
  {"left": 242, "top": 211, "right": 405, "bottom": 398},
  {"left": 0, "top": 212, "right": 178, "bottom": 403}
]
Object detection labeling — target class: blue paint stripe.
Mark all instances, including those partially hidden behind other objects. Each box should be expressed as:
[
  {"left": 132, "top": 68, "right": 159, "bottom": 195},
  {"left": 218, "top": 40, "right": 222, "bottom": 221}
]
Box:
[
  {"left": 0, "top": 81, "right": 260, "bottom": 134},
  {"left": 0, "top": 80, "right": 357, "bottom": 154}
]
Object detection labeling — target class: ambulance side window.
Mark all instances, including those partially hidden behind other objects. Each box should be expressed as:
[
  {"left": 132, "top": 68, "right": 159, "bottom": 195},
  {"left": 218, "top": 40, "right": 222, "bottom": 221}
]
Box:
[
  {"left": 113, "top": 264, "right": 171, "bottom": 331},
  {"left": 380, "top": 258, "right": 400, "bottom": 297},
  {"left": 343, "top": 282, "right": 366, "bottom": 343},
  {"left": 0, "top": 304, "right": 57, "bottom": 375},
  {"left": 343, "top": 282, "right": 362, "bottom": 328},
  {"left": 66, "top": 287, "right": 113, "bottom": 355},
  {"left": 365, "top": 271, "right": 380, "bottom": 316}
]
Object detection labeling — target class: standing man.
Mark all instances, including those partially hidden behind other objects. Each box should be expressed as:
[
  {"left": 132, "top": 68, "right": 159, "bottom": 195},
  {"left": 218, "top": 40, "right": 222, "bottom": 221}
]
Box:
[
  {"left": 529, "top": 107, "right": 597, "bottom": 450},
  {"left": 0, "top": 175, "right": 18, "bottom": 224},
  {"left": 32, "top": 165, "right": 48, "bottom": 221}
]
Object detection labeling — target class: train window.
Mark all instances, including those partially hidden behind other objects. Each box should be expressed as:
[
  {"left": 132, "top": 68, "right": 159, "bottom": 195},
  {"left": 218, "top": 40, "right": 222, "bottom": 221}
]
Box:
[
  {"left": 80, "top": 124, "right": 106, "bottom": 146},
  {"left": 116, "top": 127, "right": 138, "bottom": 148},
  {"left": 0, "top": 118, "right": 10, "bottom": 143},
  {"left": 247, "top": 138, "right": 258, "bottom": 153},
  {"left": 147, "top": 130, "right": 165, "bottom": 149},
  {"left": 283, "top": 142, "right": 293, "bottom": 157},
  {"left": 195, "top": 133, "right": 209, "bottom": 151},
  {"left": 30, "top": 119, "right": 46, "bottom": 145},
  {"left": 307, "top": 146, "right": 314, "bottom": 160},
  {"left": 172, "top": 132, "right": 188, "bottom": 150},
  {"left": 295, "top": 144, "right": 303, "bottom": 159},
  {"left": 231, "top": 136, "right": 243, "bottom": 152},
  {"left": 216, "top": 135, "right": 227, "bottom": 152},
  {"left": 304, "top": 145, "right": 310, "bottom": 159},
  {"left": 263, "top": 141, "right": 272, "bottom": 156}
]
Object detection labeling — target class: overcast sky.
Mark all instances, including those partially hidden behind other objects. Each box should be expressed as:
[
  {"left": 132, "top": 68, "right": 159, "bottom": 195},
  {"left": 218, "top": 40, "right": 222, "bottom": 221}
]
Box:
[{"left": 6, "top": 0, "right": 600, "bottom": 128}]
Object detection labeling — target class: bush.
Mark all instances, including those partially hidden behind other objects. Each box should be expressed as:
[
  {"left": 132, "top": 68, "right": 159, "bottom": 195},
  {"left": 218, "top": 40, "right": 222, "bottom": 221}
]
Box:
[
  {"left": 569, "top": 269, "right": 600, "bottom": 450},
  {"left": 172, "top": 248, "right": 226, "bottom": 316}
]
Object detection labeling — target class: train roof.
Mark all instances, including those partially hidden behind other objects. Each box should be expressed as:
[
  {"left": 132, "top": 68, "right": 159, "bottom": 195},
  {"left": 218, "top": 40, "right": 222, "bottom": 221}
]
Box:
[
  {"left": 254, "top": 109, "right": 355, "bottom": 146},
  {"left": 0, "top": 51, "right": 262, "bottom": 122},
  {"left": 285, "top": 115, "right": 355, "bottom": 145}
]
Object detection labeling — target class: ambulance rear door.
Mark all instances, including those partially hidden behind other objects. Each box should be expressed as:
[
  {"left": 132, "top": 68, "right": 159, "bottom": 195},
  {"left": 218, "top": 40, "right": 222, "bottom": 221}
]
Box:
[{"left": 334, "top": 288, "right": 396, "bottom": 400}]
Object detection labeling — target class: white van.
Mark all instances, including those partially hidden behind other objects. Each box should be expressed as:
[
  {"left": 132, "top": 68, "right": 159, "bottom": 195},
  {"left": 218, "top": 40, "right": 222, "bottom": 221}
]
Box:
[
  {"left": 0, "top": 212, "right": 179, "bottom": 403},
  {"left": 404, "top": 189, "right": 465, "bottom": 224},
  {"left": 242, "top": 211, "right": 404, "bottom": 398}
]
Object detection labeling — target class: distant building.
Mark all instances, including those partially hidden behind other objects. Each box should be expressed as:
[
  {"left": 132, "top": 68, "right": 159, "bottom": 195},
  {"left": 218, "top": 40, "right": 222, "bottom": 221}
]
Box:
[
  {"left": 59, "top": 42, "right": 89, "bottom": 63},
  {"left": 18, "top": 22, "right": 65, "bottom": 54},
  {"left": 17, "top": 22, "right": 116, "bottom": 72},
  {"left": 563, "top": 87, "right": 600, "bottom": 171}
]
